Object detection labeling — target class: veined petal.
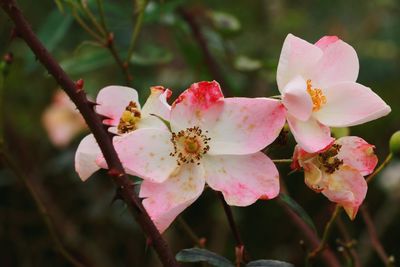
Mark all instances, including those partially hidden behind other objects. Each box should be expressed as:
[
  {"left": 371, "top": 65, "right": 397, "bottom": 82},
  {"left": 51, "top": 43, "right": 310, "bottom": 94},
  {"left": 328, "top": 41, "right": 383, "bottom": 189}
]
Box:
[
  {"left": 282, "top": 75, "right": 313, "bottom": 121},
  {"left": 277, "top": 34, "right": 323, "bottom": 91},
  {"left": 311, "top": 38, "right": 359, "bottom": 87},
  {"left": 203, "top": 153, "right": 280, "bottom": 206},
  {"left": 75, "top": 134, "right": 101, "bottom": 181},
  {"left": 140, "top": 164, "right": 205, "bottom": 233},
  {"left": 314, "top": 82, "right": 391, "bottom": 127},
  {"left": 322, "top": 166, "right": 367, "bottom": 220},
  {"left": 336, "top": 136, "right": 378, "bottom": 176},
  {"left": 141, "top": 86, "right": 172, "bottom": 121},
  {"left": 111, "top": 128, "right": 177, "bottom": 183},
  {"left": 287, "top": 113, "right": 334, "bottom": 153},
  {"left": 96, "top": 86, "right": 139, "bottom": 126},
  {"left": 208, "top": 98, "right": 286, "bottom": 155}
]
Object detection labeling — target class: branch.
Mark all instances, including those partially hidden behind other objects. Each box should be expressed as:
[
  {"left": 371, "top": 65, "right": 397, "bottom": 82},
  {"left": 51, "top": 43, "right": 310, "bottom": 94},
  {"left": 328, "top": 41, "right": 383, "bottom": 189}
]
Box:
[{"left": 0, "top": 1, "right": 179, "bottom": 266}]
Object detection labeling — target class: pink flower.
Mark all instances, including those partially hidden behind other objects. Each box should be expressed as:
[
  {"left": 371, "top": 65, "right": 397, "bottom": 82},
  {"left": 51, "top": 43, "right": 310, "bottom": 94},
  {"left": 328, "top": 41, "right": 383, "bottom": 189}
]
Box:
[
  {"left": 277, "top": 34, "right": 391, "bottom": 152},
  {"left": 42, "top": 89, "right": 87, "bottom": 147},
  {"left": 291, "top": 136, "right": 378, "bottom": 219},
  {"left": 75, "top": 85, "right": 171, "bottom": 181},
  {"left": 106, "top": 81, "right": 286, "bottom": 232}
]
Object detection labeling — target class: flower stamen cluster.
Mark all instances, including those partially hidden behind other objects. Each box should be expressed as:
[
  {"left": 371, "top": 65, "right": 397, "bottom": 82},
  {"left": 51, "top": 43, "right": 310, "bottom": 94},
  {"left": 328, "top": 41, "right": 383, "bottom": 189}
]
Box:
[
  {"left": 117, "top": 101, "right": 141, "bottom": 134},
  {"left": 306, "top": 79, "right": 326, "bottom": 112},
  {"left": 318, "top": 144, "right": 343, "bottom": 174}
]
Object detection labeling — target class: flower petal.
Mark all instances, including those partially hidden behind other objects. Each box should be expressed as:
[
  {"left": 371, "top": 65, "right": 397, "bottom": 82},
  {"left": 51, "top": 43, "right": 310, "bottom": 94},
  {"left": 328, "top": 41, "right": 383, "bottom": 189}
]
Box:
[
  {"left": 203, "top": 153, "right": 280, "bottom": 206},
  {"left": 322, "top": 166, "right": 367, "bottom": 220},
  {"left": 336, "top": 136, "right": 378, "bottom": 176},
  {"left": 111, "top": 128, "right": 177, "bottom": 183},
  {"left": 282, "top": 75, "right": 313, "bottom": 121},
  {"left": 311, "top": 38, "right": 359, "bottom": 87},
  {"left": 287, "top": 113, "right": 334, "bottom": 153},
  {"left": 96, "top": 86, "right": 139, "bottom": 126},
  {"left": 141, "top": 86, "right": 172, "bottom": 121},
  {"left": 314, "top": 82, "right": 391, "bottom": 127},
  {"left": 208, "top": 98, "right": 286, "bottom": 155},
  {"left": 75, "top": 134, "right": 101, "bottom": 181},
  {"left": 140, "top": 164, "right": 205, "bottom": 233},
  {"left": 277, "top": 34, "right": 323, "bottom": 91},
  {"left": 303, "top": 161, "right": 324, "bottom": 192}
]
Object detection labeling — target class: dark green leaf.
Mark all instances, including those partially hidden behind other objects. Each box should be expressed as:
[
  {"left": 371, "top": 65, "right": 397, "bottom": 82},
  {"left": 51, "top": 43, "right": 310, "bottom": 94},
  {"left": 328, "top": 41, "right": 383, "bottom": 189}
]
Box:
[
  {"left": 246, "top": 260, "right": 295, "bottom": 267},
  {"left": 176, "top": 248, "right": 234, "bottom": 267},
  {"left": 279, "top": 193, "right": 317, "bottom": 234}
]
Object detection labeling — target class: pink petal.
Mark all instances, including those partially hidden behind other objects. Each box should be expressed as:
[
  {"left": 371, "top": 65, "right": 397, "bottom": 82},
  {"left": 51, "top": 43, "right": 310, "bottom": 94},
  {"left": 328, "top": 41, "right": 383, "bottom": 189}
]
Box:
[
  {"left": 111, "top": 128, "right": 177, "bottom": 183},
  {"left": 314, "top": 36, "right": 339, "bottom": 50},
  {"left": 336, "top": 136, "right": 378, "bottom": 176},
  {"left": 203, "top": 153, "right": 280, "bottom": 206},
  {"left": 277, "top": 34, "right": 323, "bottom": 91},
  {"left": 310, "top": 38, "right": 359, "bottom": 87},
  {"left": 140, "top": 164, "right": 205, "bottom": 233},
  {"left": 96, "top": 86, "right": 139, "bottom": 126},
  {"left": 141, "top": 86, "right": 172, "bottom": 121},
  {"left": 313, "top": 82, "right": 391, "bottom": 127},
  {"left": 322, "top": 165, "right": 368, "bottom": 220},
  {"left": 282, "top": 75, "right": 313, "bottom": 121},
  {"left": 207, "top": 98, "right": 286, "bottom": 155},
  {"left": 75, "top": 134, "right": 101, "bottom": 181},
  {"left": 287, "top": 114, "right": 334, "bottom": 153}
]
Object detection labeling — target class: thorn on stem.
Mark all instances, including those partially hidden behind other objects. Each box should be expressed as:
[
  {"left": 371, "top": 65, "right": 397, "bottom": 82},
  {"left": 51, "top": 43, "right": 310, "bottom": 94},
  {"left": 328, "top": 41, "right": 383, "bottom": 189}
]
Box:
[{"left": 75, "top": 79, "right": 84, "bottom": 92}]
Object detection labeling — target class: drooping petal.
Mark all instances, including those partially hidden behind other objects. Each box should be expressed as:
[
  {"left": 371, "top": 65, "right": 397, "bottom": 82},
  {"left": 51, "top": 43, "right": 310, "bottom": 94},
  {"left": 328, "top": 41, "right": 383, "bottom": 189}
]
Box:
[
  {"left": 277, "top": 34, "right": 323, "bottom": 91},
  {"left": 207, "top": 98, "right": 286, "bottom": 155},
  {"left": 313, "top": 82, "right": 391, "bottom": 127},
  {"left": 282, "top": 75, "right": 313, "bottom": 121},
  {"left": 96, "top": 86, "right": 139, "bottom": 126},
  {"left": 311, "top": 38, "right": 359, "bottom": 87},
  {"left": 336, "top": 136, "right": 378, "bottom": 176},
  {"left": 109, "top": 128, "right": 177, "bottom": 183},
  {"left": 75, "top": 134, "right": 102, "bottom": 181},
  {"left": 203, "top": 153, "right": 280, "bottom": 206},
  {"left": 170, "top": 81, "right": 224, "bottom": 131},
  {"left": 141, "top": 86, "right": 172, "bottom": 121},
  {"left": 140, "top": 164, "right": 205, "bottom": 233},
  {"left": 287, "top": 113, "right": 334, "bottom": 153},
  {"left": 322, "top": 165, "right": 368, "bottom": 220},
  {"left": 302, "top": 161, "right": 324, "bottom": 192}
]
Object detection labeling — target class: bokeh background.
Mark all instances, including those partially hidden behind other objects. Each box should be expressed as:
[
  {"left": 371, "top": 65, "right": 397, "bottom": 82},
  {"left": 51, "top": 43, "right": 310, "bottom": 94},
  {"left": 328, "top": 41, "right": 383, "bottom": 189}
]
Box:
[{"left": 0, "top": 0, "right": 399, "bottom": 266}]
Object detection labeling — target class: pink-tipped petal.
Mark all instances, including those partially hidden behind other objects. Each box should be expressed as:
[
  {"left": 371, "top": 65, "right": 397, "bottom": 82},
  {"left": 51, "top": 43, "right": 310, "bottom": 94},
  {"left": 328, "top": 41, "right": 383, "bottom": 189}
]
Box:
[
  {"left": 96, "top": 86, "right": 139, "bottom": 126},
  {"left": 277, "top": 34, "right": 323, "bottom": 91},
  {"left": 203, "top": 153, "right": 280, "bottom": 206},
  {"left": 336, "top": 136, "right": 378, "bottom": 176},
  {"left": 75, "top": 134, "right": 101, "bottom": 181},
  {"left": 287, "top": 114, "right": 334, "bottom": 153},
  {"left": 311, "top": 38, "right": 359, "bottom": 87},
  {"left": 141, "top": 86, "right": 172, "bottom": 121},
  {"left": 208, "top": 98, "right": 286, "bottom": 155},
  {"left": 314, "top": 36, "right": 340, "bottom": 50},
  {"left": 140, "top": 164, "right": 205, "bottom": 233},
  {"left": 322, "top": 166, "right": 367, "bottom": 220},
  {"left": 111, "top": 128, "right": 177, "bottom": 183},
  {"left": 314, "top": 82, "right": 391, "bottom": 127},
  {"left": 282, "top": 75, "right": 313, "bottom": 121}
]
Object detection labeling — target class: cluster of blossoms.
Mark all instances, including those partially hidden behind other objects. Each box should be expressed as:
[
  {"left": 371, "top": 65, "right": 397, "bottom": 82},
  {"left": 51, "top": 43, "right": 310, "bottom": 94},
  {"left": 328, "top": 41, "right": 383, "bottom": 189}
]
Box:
[{"left": 75, "top": 34, "right": 390, "bottom": 232}]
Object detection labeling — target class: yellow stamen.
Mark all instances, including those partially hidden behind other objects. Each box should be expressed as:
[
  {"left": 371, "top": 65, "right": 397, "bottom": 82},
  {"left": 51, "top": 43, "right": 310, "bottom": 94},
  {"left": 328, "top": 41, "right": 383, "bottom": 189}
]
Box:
[
  {"left": 117, "top": 101, "right": 141, "bottom": 134},
  {"left": 307, "top": 79, "right": 327, "bottom": 112}
]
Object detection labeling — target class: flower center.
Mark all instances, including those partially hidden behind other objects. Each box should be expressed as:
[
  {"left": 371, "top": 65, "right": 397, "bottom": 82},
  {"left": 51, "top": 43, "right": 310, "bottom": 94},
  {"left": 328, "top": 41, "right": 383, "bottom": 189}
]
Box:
[
  {"left": 306, "top": 79, "right": 327, "bottom": 112},
  {"left": 170, "top": 126, "right": 211, "bottom": 165},
  {"left": 117, "top": 101, "right": 141, "bottom": 134},
  {"left": 318, "top": 144, "right": 343, "bottom": 174}
]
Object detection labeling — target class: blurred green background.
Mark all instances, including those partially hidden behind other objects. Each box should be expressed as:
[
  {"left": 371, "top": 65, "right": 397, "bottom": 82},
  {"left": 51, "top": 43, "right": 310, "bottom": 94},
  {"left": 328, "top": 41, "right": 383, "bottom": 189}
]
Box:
[{"left": 0, "top": 0, "right": 399, "bottom": 266}]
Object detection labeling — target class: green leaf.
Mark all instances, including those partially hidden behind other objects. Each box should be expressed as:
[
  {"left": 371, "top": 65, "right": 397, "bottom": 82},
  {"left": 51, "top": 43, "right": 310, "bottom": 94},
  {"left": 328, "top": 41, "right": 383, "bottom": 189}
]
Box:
[
  {"left": 129, "top": 45, "right": 173, "bottom": 66},
  {"left": 246, "top": 260, "right": 294, "bottom": 267},
  {"left": 279, "top": 193, "right": 317, "bottom": 234},
  {"left": 176, "top": 248, "right": 234, "bottom": 267}
]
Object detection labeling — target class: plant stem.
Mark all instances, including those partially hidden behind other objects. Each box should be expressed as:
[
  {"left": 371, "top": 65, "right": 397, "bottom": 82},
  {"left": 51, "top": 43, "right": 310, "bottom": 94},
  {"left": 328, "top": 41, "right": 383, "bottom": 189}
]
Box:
[
  {"left": 272, "top": 159, "right": 292, "bottom": 164},
  {"left": 336, "top": 217, "right": 362, "bottom": 267},
  {"left": 95, "top": 0, "right": 108, "bottom": 32},
  {"left": 126, "top": 0, "right": 148, "bottom": 64},
  {"left": 79, "top": 0, "right": 106, "bottom": 37},
  {"left": 0, "top": 149, "right": 86, "bottom": 267},
  {"left": 177, "top": 217, "right": 205, "bottom": 248},
  {"left": 0, "top": 1, "right": 179, "bottom": 266},
  {"left": 71, "top": 8, "right": 104, "bottom": 42},
  {"left": 366, "top": 153, "right": 393, "bottom": 183}
]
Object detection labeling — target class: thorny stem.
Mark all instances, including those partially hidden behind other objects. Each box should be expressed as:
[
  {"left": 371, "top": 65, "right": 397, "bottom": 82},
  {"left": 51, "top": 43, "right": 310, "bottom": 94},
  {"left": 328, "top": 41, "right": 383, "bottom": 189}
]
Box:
[
  {"left": 308, "top": 205, "right": 342, "bottom": 260},
  {"left": 0, "top": 1, "right": 179, "bottom": 266},
  {"left": 366, "top": 153, "right": 393, "bottom": 183},
  {"left": 177, "top": 217, "right": 205, "bottom": 248},
  {"left": 0, "top": 149, "right": 86, "bottom": 267},
  {"left": 217, "top": 192, "right": 249, "bottom": 266},
  {"left": 126, "top": 0, "right": 148, "bottom": 65}
]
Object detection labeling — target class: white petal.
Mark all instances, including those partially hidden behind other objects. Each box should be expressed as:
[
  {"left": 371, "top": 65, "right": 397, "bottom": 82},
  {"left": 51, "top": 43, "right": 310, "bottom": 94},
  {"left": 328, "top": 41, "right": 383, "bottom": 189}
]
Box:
[
  {"left": 282, "top": 75, "right": 313, "bottom": 121},
  {"left": 75, "top": 134, "right": 102, "bottom": 181}
]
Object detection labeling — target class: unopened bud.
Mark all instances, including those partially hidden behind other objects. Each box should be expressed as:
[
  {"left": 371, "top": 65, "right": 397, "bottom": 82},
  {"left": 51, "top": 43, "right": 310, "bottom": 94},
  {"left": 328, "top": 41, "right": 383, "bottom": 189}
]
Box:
[{"left": 389, "top": 131, "right": 400, "bottom": 157}]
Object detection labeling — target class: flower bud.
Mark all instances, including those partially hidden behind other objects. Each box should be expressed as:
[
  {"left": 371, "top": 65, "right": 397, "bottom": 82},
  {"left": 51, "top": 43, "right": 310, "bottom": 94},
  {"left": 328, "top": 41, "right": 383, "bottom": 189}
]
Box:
[{"left": 389, "top": 131, "right": 400, "bottom": 157}]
